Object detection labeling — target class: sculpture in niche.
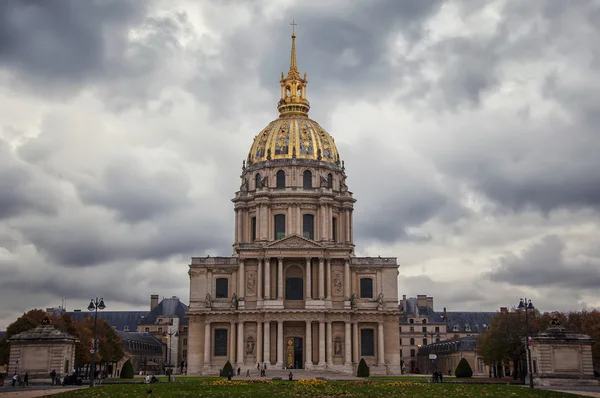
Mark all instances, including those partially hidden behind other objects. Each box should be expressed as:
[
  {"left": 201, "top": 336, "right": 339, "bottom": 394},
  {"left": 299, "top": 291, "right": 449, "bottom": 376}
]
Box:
[
  {"left": 261, "top": 176, "right": 268, "bottom": 188},
  {"left": 377, "top": 293, "right": 384, "bottom": 310},
  {"left": 267, "top": 148, "right": 272, "bottom": 160},
  {"left": 319, "top": 176, "right": 328, "bottom": 187},
  {"left": 231, "top": 293, "right": 238, "bottom": 310},
  {"left": 246, "top": 338, "right": 255, "bottom": 355},
  {"left": 350, "top": 293, "right": 357, "bottom": 310},
  {"left": 334, "top": 338, "right": 342, "bottom": 356},
  {"left": 247, "top": 273, "right": 256, "bottom": 295},
  {"left": 205, "top": 293, "right": 212, "bottom": 308}
]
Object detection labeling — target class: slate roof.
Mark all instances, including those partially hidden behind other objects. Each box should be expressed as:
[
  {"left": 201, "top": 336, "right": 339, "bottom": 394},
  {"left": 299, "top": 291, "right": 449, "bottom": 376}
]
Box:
[
  {"left": 444, "top": 311, "right": 497, "bottom": 333},
  {"left": 400, "top": 298, "right": 445, "bottom": 324},
  {"left": 67, "top": 311, "right": 149, "bottom": 332},
  {"left": 419, "top": 335, "right": 478, "bottom": 355},
  {"left": 140, "top": 297, "right": 189, "bottom": 326},
  {"left": 115, "top": 331, "right": 163, "bottom": 345}
]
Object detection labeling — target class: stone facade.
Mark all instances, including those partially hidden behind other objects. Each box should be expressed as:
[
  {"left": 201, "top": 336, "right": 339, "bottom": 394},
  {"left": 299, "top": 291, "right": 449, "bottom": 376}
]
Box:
[
  {"left": 186, "top": 29, "right": 402, "bottom": 376},
  {"left": 417, "top": 336, "right": 490, "bottom": 376},
  {"left": 8, "top": 324, "right": 78, "bottom": 378}
]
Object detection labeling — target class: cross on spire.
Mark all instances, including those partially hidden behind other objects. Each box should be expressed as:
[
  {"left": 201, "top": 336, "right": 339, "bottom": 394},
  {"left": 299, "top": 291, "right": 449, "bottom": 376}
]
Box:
[{"left": 290, "top": 19, "right": 297, "bottom": 36}]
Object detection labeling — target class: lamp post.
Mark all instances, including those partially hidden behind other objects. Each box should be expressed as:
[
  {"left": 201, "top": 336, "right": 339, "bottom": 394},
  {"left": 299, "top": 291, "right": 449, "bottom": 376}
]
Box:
[
  {"left": 87, "top": 297, "right": 106, "bottom": 387},
  {"left": 518, "top": 298, "right": 534, "bottom": 389},
  {"left": 164, "top": 328, "right": 178, "bottom": 382}
]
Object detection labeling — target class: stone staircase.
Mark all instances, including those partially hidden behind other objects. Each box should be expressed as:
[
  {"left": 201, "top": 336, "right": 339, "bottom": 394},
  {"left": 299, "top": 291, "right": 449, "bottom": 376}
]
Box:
[{"left": 231, "top": 368, "right": 360, "bottom": 381}]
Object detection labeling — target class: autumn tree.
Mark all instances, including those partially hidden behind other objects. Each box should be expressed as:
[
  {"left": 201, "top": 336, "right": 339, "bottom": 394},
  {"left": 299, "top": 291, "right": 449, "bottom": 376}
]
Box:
[{"left": 0, "top": 309, "right": 49, "bottom": 365}]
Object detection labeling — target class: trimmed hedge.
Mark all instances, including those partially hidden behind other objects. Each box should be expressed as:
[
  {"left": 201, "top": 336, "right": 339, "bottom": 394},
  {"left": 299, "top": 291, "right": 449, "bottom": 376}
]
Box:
[
  {"left": 120, "top": 359, "right": 134, "bottom": 379},
  {"left": 357, "top": 358, "right": 370, "bottom": 377},
  {"left": 455, "top": 358, "right": 473, "bottom": 378},
  {"left": 221, "top": 360, "right": 234, "bottom": 378}
]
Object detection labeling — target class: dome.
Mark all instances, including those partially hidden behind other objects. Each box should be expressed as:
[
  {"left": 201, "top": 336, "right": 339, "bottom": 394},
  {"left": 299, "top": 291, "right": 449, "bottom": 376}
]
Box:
[
  {"left": 248, "top": 115, "right": 339, "bottom": 164},
  {"left": 246, "top": 27, "right": 340, "bottom": 165}
]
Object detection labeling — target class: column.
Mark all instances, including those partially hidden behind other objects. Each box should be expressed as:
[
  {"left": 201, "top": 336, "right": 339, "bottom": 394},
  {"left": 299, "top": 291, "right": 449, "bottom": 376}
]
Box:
[
  {"left": 234, "top": 209, "right": 239, "bottom": 243},
  {"left": 326, "top": 258, "right": 332, "bottom": 300},
  {"left": 305, "top": 258, "right": 312, "bottom": 299},
  {"left": 277, "top": 257, "right": 283, "bottom": 300},
  {"left": 257, "top": 322, "right": 263, "bottom": 363},
  {"left": 204, "top": 322, "right": 211, "bottom": 366},
  {"left": 256, "top": 204, "right": 261, "bottom": 240},
  {"left": 229, "top": 322, "right": 236, "bottom": 363},
  {"left": 257, "top": 258, "right": 263, "bottom": 300},
  {"left": 305, "top": 321, "right": 312, "bottom": 367},
  {"left": 378, "top": 322, "right": 385, "bottom": 365},
  {"left": 265, "top": 258, "right": 271, "bottom": 299},
  {"left": 345, "top": 209, "right": 350, "bottom": 242},
  {"left": 352, "top": 322, "right": 359, "bottom": 363},
  {"left": 326, "top": 322, "right": 333, "bottom": 364},
  {"left": 318, "top": 258, "right": 325, "bottom": 299},
  {"left": 237, "top": 322, "right": 244, "bottom": 366},
  {"left": 276, "top": 321, "right": 284, "bottom": 366},
  {"left": 344, "top": 258, "right": 350, "bottom": 299},
  {"left": 318, "top": 322, "right": 326, "bottom": 365},
  {"left": 345, "top": 322, "right": 352, "bottom": 364},
  {"left": 263, "top": 322, "right": 270, "bottom": 364},
  {"left": 377, "top": 270, "right": 382, "bottom": 298},
  {"left": 239, "top": 259, "right": 245, "bottom": 298}
]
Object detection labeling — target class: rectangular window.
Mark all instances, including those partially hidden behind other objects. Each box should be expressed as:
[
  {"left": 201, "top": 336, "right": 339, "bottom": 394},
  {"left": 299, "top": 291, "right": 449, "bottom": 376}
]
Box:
[
  {"left": 410, "top": 349, "right": 415, "bottom": 357},
  {"left": 145, "top": 327, "right": 150, "bottom": 333},
  {"left": 302, "top": 214, "right": 314, "bottom": 240},
  {"left": 216, "top": 277, "right": 228, "bottom": 298},
  {"left": 158, "top": 327, "right": 163, "bottom": 333},
  {"left": 332, "top": 217, "right": 337, "bottom": 241},
  {"left": 359, "top": 278, "right": 373, "bottom": 298},
  {"left": 435, "top": 327, "right": 439, "bottom": 333},
  {"left": 423, "top": 338, "right": 427, "bottom": 345},
  {"left": 274, "top": 214, "right": 286, "bottom": 240},
  {"left": 423, "top": 327, "right": 427, "bottom": 333},
  {"left": 183, "top": 327, "right": 188, "bottom": 333},
  {"left": 360, "top": 329, "right": 375, "bottom": 356},
  {"left": 183, "top": 338, "right": 188, "bottom": 346},
  {"left": 409, "top": 319, "right": 414, "bottom": 324},
  {"left": 409, "top": 326, "right": 414, "bottom": 332},
  {"left": 251, "top": 217, "right": 257, "bottom": 241},
  {"left": 214, "top": 329, "right": 228, "bottom": 357},
  {"left": 183, "top": 350, "right": 187, "bottom": 359}
]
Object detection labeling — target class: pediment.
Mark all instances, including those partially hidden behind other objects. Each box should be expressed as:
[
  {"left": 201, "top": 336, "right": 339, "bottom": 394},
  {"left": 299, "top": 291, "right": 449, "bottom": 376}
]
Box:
[{"left": 266, "top": 234, "right": 323, "bottom": 249}]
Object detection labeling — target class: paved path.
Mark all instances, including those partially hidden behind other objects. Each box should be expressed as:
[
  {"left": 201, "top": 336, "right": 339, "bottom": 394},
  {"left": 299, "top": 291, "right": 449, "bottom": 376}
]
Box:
[{"left": 541, "top": 386, "right": 600, "bottom": 397}]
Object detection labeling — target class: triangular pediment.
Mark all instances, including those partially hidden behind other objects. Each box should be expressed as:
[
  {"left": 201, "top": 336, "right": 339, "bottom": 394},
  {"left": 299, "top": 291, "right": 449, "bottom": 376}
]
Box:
[{"left": 266, "top": 234, "right": 323, "bottom": 249}]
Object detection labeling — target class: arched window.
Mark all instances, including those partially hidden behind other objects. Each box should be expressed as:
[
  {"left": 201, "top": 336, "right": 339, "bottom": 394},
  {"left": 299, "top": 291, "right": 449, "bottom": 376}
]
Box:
[
  {"left": 276, "top": 170, "right": 286, "bottom": 188},
  {"left": 327, "top": 173, "right": 333, "bottom": 189},
  {"left": 274, "top": 214, "right": 286, "bottom": 239},
  {"left": 302, "top": 214, "right": 314, "bottom": 240},
  {"left": 303, "top": 170, "right": 312, "bottom": 188},
  {"left": 359, "top": 278, "right": 373, "bottom": 298},
  {"left": 255, "top": 173, "right": 262, "bottom": 189},
  {"left": 215, "top": 278, "right": 228, "bottom": 298}
]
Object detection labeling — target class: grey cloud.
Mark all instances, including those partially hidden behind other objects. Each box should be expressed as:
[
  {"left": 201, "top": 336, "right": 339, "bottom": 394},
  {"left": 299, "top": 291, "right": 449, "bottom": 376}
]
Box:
[{"left": 487, "top": 235, "right": 600, "bottom": 290}]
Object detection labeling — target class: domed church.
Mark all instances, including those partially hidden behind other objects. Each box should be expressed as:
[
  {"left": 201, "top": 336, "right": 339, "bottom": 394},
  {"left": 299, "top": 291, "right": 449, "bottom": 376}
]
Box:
[{"left": 187, "top": 26, "right": 401, "bottom": 376}]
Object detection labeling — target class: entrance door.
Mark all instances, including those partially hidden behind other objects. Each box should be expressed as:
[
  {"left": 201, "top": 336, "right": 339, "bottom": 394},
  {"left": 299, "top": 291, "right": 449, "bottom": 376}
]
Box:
[{"left": 286, "top": 337, "right": 303, "bottom": 369}]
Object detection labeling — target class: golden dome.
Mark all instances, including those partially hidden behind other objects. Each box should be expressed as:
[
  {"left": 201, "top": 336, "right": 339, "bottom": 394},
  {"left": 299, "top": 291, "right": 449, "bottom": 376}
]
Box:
[
  {"left": 247, "top": 22, "right": 339, "bottom": 164},
  {"left": 248, "top": 115, "right": 339, "bottom": 163}
]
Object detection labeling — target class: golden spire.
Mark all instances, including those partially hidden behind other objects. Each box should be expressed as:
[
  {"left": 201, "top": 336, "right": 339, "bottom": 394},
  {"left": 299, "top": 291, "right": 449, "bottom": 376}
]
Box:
[{"left": 278, "top": 20, "right": 310, "bottom": 116}]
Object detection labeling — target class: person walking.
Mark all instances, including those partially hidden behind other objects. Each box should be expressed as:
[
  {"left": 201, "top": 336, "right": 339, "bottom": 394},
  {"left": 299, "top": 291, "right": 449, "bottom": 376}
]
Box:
[
  {"left": 24, "top": 372, "right": 29, "bottom": 386},
  {"left": 50, "top": 369, "right": 56, "bottom": 386}
]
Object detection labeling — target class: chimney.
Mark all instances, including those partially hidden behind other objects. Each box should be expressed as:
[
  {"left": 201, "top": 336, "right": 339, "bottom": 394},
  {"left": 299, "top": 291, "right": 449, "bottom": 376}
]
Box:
[
  {"left": 417, "top": 294, "right": 427, "bottom": 308},
  {"left": 402, "top": 295, "right": 407, "bottom": 311},
  {"left": 500, "top": 307, "right": 508, "bottom": 314},
  {"left": 443, "top": 307, "right": 447, "bottom": 322},
  {"left": 426, "top": 296, "right": 434, "bottom": 310},
  {"left": 151, "top": 294, "right": 159, "bottom": 311}
]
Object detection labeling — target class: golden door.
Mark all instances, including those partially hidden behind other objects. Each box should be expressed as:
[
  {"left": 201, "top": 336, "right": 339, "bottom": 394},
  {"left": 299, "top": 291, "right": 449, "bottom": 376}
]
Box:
[{"left": 286, "top": 338, "right": 294, "bottom": 368}]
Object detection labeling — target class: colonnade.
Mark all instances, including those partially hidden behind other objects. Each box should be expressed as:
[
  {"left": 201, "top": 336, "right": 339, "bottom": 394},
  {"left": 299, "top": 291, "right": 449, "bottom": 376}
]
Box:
[
  {"left": 203, "top": 319, "right": 386, "bottom": 367},
  {"left": 238, "top": 257, "right": 351, "bottom": 300}
]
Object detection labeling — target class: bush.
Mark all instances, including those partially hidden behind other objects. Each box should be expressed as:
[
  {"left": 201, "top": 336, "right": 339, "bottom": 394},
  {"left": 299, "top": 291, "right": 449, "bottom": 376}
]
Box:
[
  {"left": 455, "top": 358, "right": 473, "bottom": 378},
  {"left": 221, "top": 360, "right": 233, "bottom": 378},
  {"left": 120, "top": 359, "right": 134, "bottom": 379},
  {"left": 357, "top": 358, "right": 370, "bottom": 377}
]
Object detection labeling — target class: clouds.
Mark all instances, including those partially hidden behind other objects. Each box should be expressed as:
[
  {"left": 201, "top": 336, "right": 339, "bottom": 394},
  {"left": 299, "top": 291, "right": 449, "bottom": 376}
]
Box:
[{"left": 1, "top": 0, "right": 600, "bottom": 328}]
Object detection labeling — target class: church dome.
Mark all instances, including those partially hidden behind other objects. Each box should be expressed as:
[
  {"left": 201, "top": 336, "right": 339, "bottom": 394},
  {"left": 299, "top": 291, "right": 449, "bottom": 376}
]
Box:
[{"left": 247, "top": 26, "right": 340, "bottom": 165}]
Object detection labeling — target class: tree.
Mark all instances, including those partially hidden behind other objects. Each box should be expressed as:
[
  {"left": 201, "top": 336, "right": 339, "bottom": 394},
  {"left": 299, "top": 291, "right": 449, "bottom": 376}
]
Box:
[
  {"left": 221, "top": 360, "right": 233, "bottom": 377},
  {"left": 357, "top": 358, "right": 370, "bottom": 377},
  {"left": 455, "top": 358, "right": 473, "bottom": 378},
  {"left": 120, "top": 359, "right": 134, "bottom": 379},
  {"left": 0, "top": 309, "right": 49, "bottom": 365}
]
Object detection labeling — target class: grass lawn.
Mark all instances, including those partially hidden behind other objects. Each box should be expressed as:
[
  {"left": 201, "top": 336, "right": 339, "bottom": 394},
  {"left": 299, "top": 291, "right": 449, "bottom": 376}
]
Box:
[{"left": 52, "top": 379, "right": 579, "bottom": 397}]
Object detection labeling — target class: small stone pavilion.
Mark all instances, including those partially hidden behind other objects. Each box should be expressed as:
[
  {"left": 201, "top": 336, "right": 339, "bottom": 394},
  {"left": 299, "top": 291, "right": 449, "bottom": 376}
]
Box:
[
  {"left": 530, "top": 319, "right": 598, "bottom": 386},
  {"left": 8, "top": 318, "right": 78, "bottom": 378}
]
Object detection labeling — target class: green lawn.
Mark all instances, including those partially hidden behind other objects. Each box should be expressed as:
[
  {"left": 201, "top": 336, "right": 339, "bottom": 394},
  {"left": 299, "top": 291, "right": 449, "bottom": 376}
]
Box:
[{"left": 52, "top": 379, "right": 578, "bottom": 397}]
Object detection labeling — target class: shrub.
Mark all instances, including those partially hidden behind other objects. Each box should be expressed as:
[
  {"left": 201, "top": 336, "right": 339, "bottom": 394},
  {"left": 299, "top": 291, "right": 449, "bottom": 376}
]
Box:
[
  {"left": 120, "top": 359, "right": 134, "bottom": 379},
  {"left": 221, "top": 360, "right": 233, "bottom": 378},
  {"left": 455, "top": 358, "right": 473, "bottom": 378},
  {"left": 357, "top": 358, "right": 370, "bottom": 377}
]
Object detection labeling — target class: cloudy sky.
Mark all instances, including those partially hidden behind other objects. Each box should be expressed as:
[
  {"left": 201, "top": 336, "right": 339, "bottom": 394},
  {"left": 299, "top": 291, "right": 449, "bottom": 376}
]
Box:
[{"left": 1, "top": 0, "right": 600, "bottom": 328}]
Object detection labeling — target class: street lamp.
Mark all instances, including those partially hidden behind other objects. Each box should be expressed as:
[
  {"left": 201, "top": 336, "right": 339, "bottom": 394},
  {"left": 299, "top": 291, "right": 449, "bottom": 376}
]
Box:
[
  {"left": 518, "top": 298, "right": 534, "bottom": 389},
  {"left": 87, "top": 297, "right": 106, "bottom": 387},
  {"left": 164, "top": 328, "right": 178, "bottom": 382}
]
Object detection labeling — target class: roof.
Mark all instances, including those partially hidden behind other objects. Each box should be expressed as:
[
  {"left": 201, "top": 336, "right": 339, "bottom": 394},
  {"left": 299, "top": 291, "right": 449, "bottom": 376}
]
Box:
[
  {"left": 67, "top": 311, "right": 149, "bottom": 331},
  {"left": 533, "top": 324, "right": 595, "bottom": 345},
  {"left": 400, "top": 298, "right": 445, "bottom": 324},
  {"left": 8, "top": 325, "right": 78, "bottom": 343},
  {"left": 445, "top": 311, "right": 497, "bottom": 333},
  {"left": 140, "top": 297, "right": 189, "bottom": 326},
  {"left": 115, "top": 331, "right": 163, "bottom": 345},
  {"left": 418, "top": 336, "right": 479, "bottom": 355}
]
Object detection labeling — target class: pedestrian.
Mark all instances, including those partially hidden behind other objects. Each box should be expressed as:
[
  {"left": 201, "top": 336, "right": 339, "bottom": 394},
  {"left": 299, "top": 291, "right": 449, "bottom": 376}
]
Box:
[
  {"left": 246, "top": 369, "right": 250, "bottom": 377},
  {"left": 439, "top": 372, "right": 443, "bottom": 383},
  {"left": 257, "top": 363, "right": 260, "bottom": 371},
  {"left": 50, "top": 369, "right": 56, "bottom": 385},
  {"left": 288, "top": 371, "right": 293, "bottom": 381},
  {"left": 12, "top": 374, "right": 17, "bottom": 387},
  {"left": 227, "top": 371, "right": 232, "bottom": 381},
  {"left": 237, "top": 367, "right": 241, "bottom": 376},
  {"left": 24, "top": 372, "right": 29, "bottom": 386}
]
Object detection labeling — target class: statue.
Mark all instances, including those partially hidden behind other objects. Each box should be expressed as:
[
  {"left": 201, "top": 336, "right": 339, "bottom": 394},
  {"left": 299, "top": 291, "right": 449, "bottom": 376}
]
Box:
[
  {"left": 231, "top": 293, "right": 238, "bottom": 310},
  {"left": 342, "top": 160, "right": 345, "bottom": 170},
  {"left": 205, "top": 293, "right": 212, "bottom": 308},
  {"left": 292, "top": 146, "right": 297, "bottom": 158},
  {"left": 334, "top": 340, "right": 342, "bottom": 356},
  {"left": 377, "top": 293, "right": 384, "bottom": 310},
  {"left": 266, "top": 148, "right": 272, "bottom": 160},
  {"left": 242, "top": 160, "right": 246, "bottom": 170},
  {"left": 320, "top": 176, "right": 328, "bottom": 187},
  {"left": 317, "top": 148, "right": 322, "bottom": 160},
  {"left": 551, "top": 317, "right": 561, "bottom": 326},
  {"left": 41, "top": 316, "right": 52, "bottom": 325},
  {"left": 261, "top": 176, "right": 268, "bottom": 188},
  {"left": 246, "top": 339, "right": 255, "bottom": 355},
  {"left": 350, "top": 293, "right": 357, "bottom": 310}
]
